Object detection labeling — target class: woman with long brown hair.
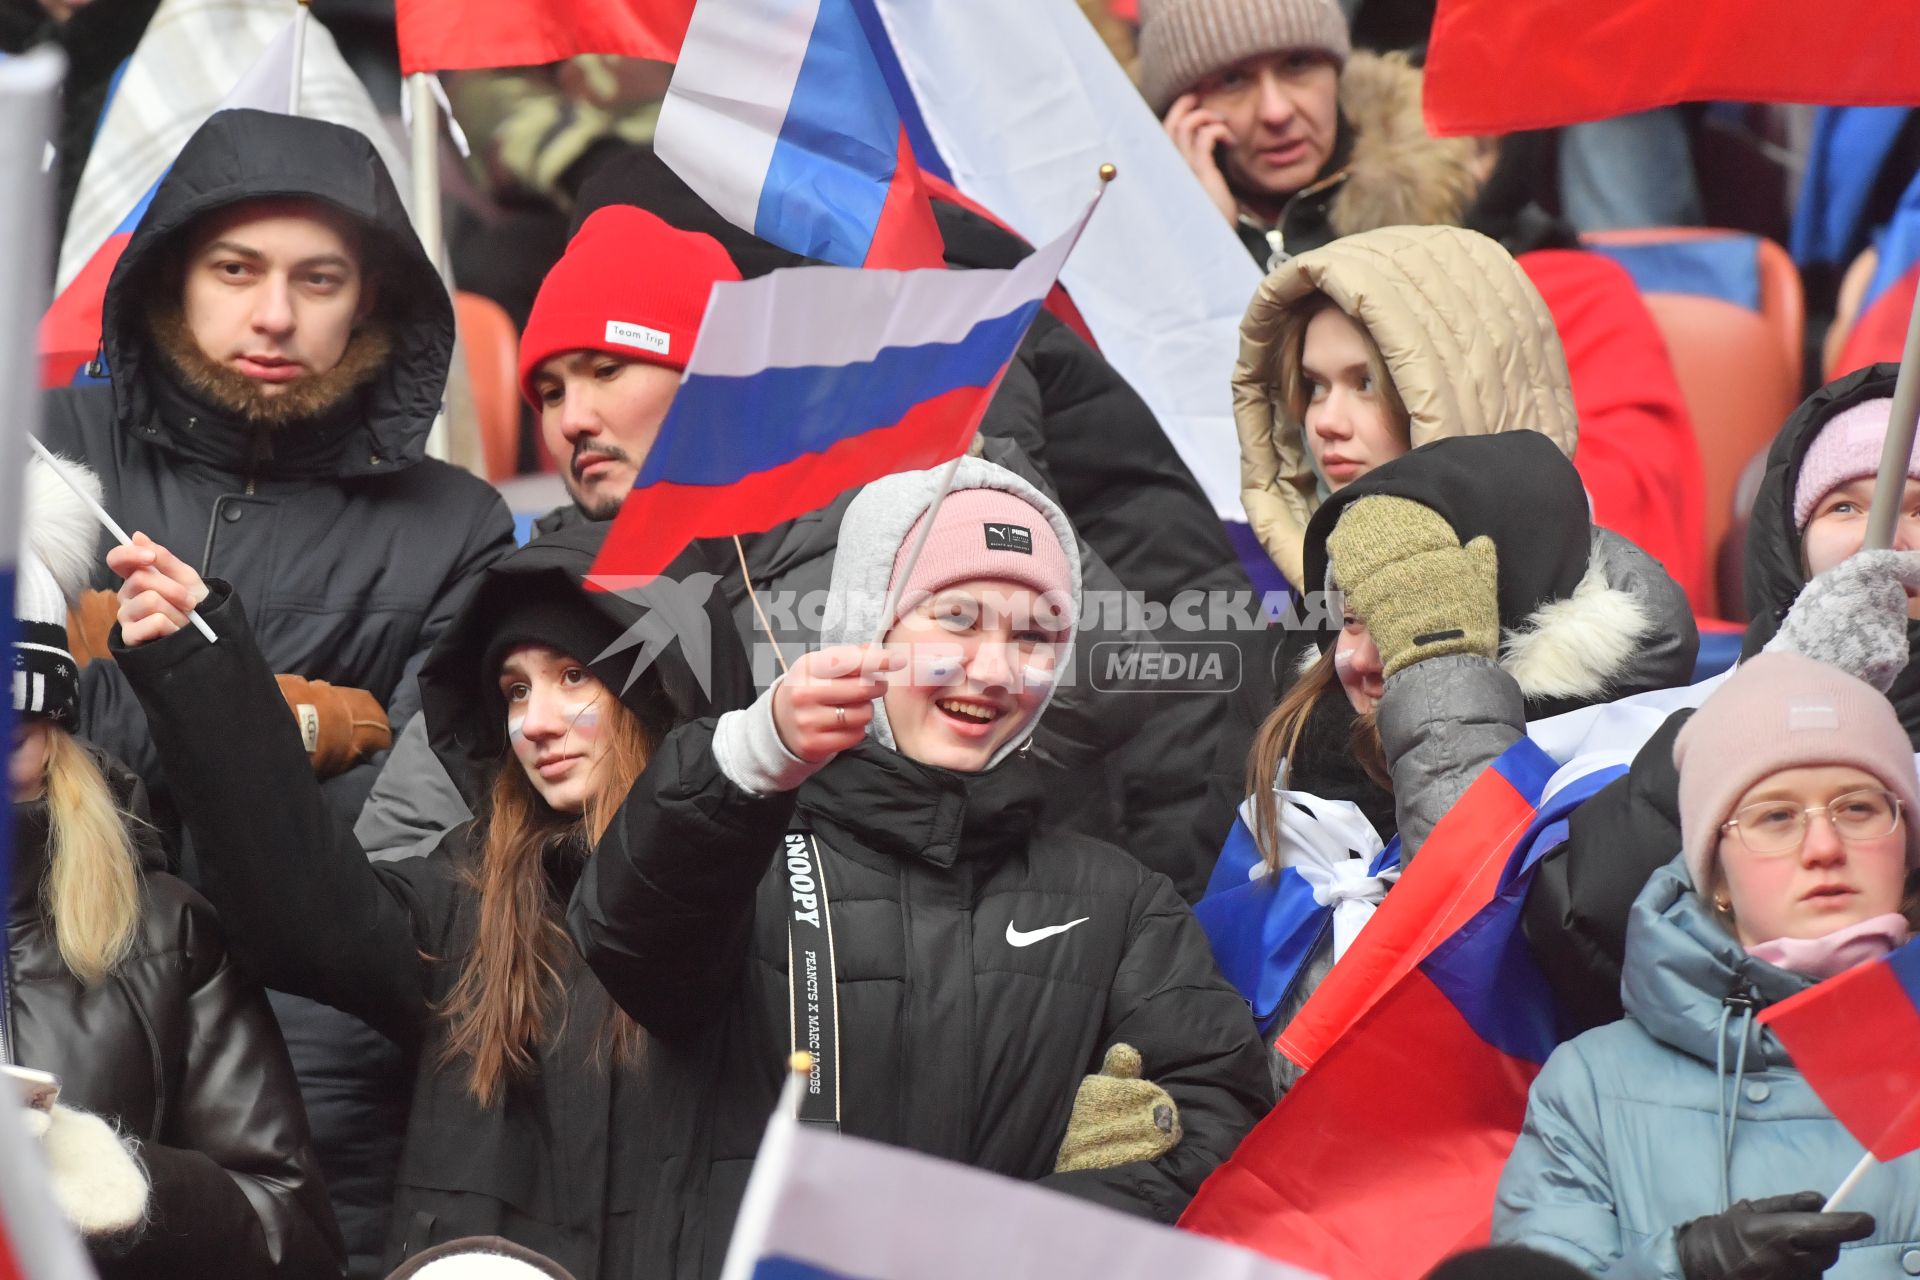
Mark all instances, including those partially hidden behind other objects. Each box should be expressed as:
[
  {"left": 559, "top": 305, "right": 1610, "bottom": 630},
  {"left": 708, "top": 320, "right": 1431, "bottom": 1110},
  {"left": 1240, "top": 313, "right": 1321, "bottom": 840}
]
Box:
[
  {"left": 1196, "top": 434, "right": 1697, "bottom": 1084},
  {"left": 107, "top": 520, "right": 752, "bottom": 1278},
  {"left": 8, "top": 455, "right": 339, "bottom": 1278}
]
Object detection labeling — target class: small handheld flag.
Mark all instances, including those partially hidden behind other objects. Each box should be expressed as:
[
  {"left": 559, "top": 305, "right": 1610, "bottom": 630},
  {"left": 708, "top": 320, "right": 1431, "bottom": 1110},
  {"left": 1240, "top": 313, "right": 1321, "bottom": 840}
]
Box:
[
  {"left": 589, "top": 181, "right": 1105, "bottom": 584},
  {"left": 1760, "top": 936, "right": 1920, "bottom": 1164},
  {"left": 717, "top": 1054, "right": 1322, "bottom": 1280}
]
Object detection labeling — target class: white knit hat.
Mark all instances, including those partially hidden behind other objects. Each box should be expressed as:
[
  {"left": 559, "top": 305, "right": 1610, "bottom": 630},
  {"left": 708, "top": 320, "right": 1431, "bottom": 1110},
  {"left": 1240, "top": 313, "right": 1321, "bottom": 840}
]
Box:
[
  {"left": 14, "top": 453, "right": 104, "bottom": 727},
  {"left": 1138, "top": 0, "right": 1351, "bottom": 115}
]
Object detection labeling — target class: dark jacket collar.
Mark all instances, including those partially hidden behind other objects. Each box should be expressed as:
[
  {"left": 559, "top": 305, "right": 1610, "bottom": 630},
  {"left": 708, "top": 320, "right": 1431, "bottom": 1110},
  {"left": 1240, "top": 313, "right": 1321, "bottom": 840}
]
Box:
[
  {"left": 142, "top": 356, "right": 375, "bottom": 480},
  {"left": 800, "top": 741, "right": 1045, "bottom": 873}
]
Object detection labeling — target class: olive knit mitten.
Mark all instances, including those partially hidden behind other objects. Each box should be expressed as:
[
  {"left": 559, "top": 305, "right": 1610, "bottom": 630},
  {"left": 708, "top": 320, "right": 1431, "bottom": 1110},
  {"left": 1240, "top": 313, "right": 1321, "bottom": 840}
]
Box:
[
  {"left": 1053, "top": 1044, "right": 1181, "bottom": 1173},
  {"left": 1325, "top": 495, "right": 1500, "bottom": 679},
  {"left": 274, "top": 675, "right": 393, "bottom": 778}
]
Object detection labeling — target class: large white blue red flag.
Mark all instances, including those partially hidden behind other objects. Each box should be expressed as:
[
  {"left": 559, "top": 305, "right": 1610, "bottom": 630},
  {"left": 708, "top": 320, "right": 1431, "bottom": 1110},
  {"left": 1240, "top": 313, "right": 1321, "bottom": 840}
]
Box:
[
  {"left": 657, "top": 0, "right": 1251, "bottom": 520},
  {"left": 656, "top": 0, "right": 944, "bottom": 270},
  {"left": 1183, "top": 675, "right": 1731, "bottom": 1278},
  {"left": 720, "top": 1073, "right": 1320, "bottom": 1280},
  {"left": 590, "top": 191, "right": 1101, "bottom": 581}
]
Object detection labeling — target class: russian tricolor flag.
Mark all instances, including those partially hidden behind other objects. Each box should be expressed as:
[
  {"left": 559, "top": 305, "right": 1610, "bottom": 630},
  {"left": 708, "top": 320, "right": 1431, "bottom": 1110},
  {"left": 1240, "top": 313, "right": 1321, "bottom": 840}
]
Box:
[
  {"left": 38, "top": 15, "right": 300, "bottom": 387},
  {"left": 1181, "top": 740, "right": 1627, "bottom": 1279},
  {"left": 1761, "top": 936, "right": 1920, "bottom": 1162},
  {"left": 719, "top": 1074, "right": 1321, "bottom": 1280},
  {"left": 590, "top": 192, "right": 1099, "bottom": 582},
  {"left": 656, "top": 0, "right": 945, "bottom": 270}
]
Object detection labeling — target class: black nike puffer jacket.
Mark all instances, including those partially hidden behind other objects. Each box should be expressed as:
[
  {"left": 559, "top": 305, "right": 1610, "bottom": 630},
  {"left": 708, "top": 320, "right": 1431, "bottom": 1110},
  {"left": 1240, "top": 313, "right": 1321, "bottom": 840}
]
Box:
[{"left": 569, "top": 723, "right": 1273, "bottom": 1276}]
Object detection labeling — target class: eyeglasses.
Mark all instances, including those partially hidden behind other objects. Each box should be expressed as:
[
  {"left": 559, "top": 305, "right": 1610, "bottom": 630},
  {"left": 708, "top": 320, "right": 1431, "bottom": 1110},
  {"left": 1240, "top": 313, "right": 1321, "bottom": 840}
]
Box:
[{"left": 1720, "top": 788, "right": 1904, "bottom": 855}]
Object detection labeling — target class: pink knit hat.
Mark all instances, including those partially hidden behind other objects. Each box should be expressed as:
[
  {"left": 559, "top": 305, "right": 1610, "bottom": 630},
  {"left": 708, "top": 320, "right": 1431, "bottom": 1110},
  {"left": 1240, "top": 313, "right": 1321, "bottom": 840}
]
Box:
[
  {"left": 1674, "top": 652, "right": 1920, "bottom": 893},
  {"left": 888, "top": 488, "right": 1075, "bottom": 627},
  {"left": 1791, "top": 398, "right": 1916, "bottom": 530}
]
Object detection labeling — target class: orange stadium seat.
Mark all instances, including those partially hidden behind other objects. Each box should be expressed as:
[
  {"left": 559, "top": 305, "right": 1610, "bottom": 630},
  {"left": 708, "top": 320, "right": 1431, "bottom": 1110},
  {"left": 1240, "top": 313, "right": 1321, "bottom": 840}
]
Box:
[
  {"left": 1638, "top": 293, "right": 1799, "bottom": 618},
  {"left": 455, "top": 290, "right": 522, "bottom": 483}
]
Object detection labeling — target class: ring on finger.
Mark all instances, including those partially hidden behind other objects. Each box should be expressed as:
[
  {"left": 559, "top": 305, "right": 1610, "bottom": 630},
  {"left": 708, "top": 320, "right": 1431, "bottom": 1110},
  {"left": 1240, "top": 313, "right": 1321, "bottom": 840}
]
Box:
[{"left": 834, "top": 706, "right": 847, "bottom": 728}]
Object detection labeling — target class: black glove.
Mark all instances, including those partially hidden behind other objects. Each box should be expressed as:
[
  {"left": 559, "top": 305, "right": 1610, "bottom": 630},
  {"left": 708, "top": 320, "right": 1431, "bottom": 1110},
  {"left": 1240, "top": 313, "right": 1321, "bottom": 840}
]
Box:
[{"left": 1676, "top": 1193, "right": 1875, "bottom": 1280}]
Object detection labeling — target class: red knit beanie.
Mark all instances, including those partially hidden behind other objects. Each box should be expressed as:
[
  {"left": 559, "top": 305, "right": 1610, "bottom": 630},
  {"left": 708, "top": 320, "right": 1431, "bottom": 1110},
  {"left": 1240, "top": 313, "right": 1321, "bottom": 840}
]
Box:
[{"left": 517, "top": 205, "right": 742, "bottom": 404}]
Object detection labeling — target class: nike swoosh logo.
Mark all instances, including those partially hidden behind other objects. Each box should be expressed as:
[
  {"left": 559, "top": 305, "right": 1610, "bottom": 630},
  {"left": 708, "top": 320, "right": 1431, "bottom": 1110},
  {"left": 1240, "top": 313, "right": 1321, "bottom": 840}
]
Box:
[{"left": 1005, "top": 917, "right": 1091, "bottom": 948}]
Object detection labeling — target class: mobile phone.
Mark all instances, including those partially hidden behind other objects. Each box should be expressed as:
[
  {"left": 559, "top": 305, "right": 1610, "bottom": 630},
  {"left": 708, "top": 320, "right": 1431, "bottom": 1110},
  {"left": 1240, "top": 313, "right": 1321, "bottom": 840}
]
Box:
[{"left": 3, "top": 1065, "right": 60, "bottom": 1112}]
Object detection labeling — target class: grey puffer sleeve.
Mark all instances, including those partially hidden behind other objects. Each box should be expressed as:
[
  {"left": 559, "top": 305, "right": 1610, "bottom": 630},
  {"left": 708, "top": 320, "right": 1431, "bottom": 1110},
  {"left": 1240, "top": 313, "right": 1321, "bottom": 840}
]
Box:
[{"left": 1374, "top": 653, "right": 1525, "bottom": 862}]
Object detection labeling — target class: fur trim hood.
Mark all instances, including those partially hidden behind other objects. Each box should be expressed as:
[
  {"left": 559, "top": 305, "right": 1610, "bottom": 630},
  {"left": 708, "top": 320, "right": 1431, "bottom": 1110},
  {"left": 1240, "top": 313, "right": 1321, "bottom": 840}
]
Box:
[
  {"left": 1235, "top": 222, "right": 1579, "bottom": 588},
  {"left": 1327, "top": 51, "right": 1482, "bottom": 240}
]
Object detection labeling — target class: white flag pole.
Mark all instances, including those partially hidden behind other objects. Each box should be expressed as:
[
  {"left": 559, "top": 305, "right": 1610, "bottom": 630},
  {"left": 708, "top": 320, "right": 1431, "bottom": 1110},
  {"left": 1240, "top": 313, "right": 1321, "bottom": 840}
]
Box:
[
  {"left": 26, "top": 438, "right": 218, "bottom": 643},
  {"left": 0, "top": 43, "right": 109, "bottom": 1280},
  {"left": 1861, "top": 285, "right": 1920, "bottom": 550},
  {"left": 287, "top": 0, "right": 310, "bottom": 115},
  {"left": 715, "top": 1054, "right": 810, "bottom": 1280},
  {"left": 406, "top": 72, "right": 451, "bottom": 461},
  {"left": 1824, "top": 1150, "right": 1878, "bottom": 1212}
]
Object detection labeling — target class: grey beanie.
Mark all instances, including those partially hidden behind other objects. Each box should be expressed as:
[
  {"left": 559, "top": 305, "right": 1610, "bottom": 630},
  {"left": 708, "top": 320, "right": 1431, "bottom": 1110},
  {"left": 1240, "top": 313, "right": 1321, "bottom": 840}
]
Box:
[
  {"left": 1138, "top": 0, "right": 1351, "bottom": 115},
  {"left": 821, "top": 456, "right": 1082, "bottom": 769}
]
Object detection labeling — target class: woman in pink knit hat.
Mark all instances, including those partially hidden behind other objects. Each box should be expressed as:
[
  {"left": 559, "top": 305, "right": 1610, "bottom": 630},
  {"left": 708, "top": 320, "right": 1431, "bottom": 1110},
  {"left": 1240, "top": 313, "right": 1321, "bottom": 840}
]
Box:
[
  {"left": 568, "top": 456, "right": 1272, "bottom": 1258},
  {"left": 1496, "top": 652, "right": 1918, "bottom": 1279},
  {"left": 1528, "top": 363, "right": 1920, "bottom": 1039}
]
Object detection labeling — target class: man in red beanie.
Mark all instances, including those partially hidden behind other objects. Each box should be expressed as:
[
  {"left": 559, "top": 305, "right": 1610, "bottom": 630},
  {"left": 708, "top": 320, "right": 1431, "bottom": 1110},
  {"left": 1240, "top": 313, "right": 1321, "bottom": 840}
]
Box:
[{"left": 517, "top": 204, "right": 742, "bottom": 519}]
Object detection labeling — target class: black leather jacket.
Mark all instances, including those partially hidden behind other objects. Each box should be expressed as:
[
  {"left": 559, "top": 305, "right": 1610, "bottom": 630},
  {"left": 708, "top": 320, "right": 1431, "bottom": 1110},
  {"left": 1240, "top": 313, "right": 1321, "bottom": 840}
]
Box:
[{"left": 5, "top": 751, "right": 341, "bottom": 1278}]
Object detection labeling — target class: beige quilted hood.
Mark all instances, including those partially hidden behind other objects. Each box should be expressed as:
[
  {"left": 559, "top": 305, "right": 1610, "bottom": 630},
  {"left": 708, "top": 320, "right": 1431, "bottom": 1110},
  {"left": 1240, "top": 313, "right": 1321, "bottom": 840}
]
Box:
[{"left": 1235, "top": 224, "right": 1579, "bottom": 588}]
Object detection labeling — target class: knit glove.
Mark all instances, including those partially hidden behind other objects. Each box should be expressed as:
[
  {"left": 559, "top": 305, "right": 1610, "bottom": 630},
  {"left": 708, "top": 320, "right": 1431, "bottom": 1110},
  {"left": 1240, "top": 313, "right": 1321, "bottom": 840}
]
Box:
[
  {"left": 21, "top": 1103, "right": 150, "bottom": 1241},
  {"left": 1324, "top": 496, "right": 1500, "bottom": 679},
  {"left": 275, "top": 675, "right": 393, "bottom": 778},
  {"left": 67, "top": 589, "right": 121, "bottom": 669},
  {"left": 1763, "top": 549, "right": 1920, "bottom": 693},
  {"left": 1052, "top": 1044, "right": 1181, "bottom": 1173},
  {"left": 1675, "top": 1193, "right": 1874, "bottom": 1280}
]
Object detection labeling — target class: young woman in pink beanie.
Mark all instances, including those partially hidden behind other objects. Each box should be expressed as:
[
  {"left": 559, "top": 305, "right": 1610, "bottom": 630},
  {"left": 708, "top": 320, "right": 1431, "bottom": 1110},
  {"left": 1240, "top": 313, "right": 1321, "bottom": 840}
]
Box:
[
  {"left": 568, "top": 456, "right": 1272, "bottom": 1263},
  {"left": 1496, "top": 652, "right": 1919, "bottom": 1279},
  {"left": 1527, "top": 362, "right": 1920, "bottom": 1037}
]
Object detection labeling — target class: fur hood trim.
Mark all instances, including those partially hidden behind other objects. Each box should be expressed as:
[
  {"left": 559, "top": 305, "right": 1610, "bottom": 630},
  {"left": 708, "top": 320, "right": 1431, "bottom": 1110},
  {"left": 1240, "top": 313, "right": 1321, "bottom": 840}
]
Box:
[
  {"left": 1501, "top": 554, "right": 1651, "bottom": 702},
  {"left": 1329, "top": 51, "right": 1482, "bottom": 239}
]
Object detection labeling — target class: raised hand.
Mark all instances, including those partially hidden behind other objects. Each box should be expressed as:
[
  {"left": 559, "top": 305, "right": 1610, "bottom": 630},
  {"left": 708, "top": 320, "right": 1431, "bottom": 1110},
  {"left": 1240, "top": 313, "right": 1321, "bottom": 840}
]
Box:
[
  {"left": 107, "top": 532, "right": 210, "bottom": 648},
  {"left": 771, "top": 643, "right": 905, "bottom": 763},
  {"left": 1161, "top": 93, "right": 1238, "bottom": 223}
]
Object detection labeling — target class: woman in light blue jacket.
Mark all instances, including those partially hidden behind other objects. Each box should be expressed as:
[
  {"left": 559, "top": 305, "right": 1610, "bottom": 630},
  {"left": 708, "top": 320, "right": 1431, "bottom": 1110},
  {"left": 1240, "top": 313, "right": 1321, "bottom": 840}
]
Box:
[{"left": 1494, "top": 652, "right": 1920, "bottom": 1279}]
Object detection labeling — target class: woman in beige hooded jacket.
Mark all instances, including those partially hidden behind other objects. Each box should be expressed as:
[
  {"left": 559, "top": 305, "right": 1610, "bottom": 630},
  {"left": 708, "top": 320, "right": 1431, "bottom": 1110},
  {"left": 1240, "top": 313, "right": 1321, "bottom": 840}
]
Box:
[{"left": 1235, "top": 223, "right": 1580, "bottom": 590}]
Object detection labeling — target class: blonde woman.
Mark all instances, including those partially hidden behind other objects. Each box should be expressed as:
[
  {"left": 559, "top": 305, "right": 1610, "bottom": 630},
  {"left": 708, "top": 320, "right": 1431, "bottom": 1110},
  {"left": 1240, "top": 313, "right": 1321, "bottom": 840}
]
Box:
[{"left": 7, "top": 455, "right": 339, "bottom": 1278}]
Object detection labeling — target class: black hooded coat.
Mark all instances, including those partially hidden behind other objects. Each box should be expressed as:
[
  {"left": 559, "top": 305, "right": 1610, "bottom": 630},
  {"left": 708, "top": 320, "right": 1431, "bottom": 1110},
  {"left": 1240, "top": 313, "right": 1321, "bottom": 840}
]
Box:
[
  {"left": 115, "top": 525, "right": 754, "bottom": 1278},
  {"left": 1522, "top": 363, "right": 1912, "bottom": 1032},
  {"left": 42, "top": 107, "right": 515, "bottom": 801},
  {"left": 42, "top": 107, "right": 517, "bottom": 1274}
]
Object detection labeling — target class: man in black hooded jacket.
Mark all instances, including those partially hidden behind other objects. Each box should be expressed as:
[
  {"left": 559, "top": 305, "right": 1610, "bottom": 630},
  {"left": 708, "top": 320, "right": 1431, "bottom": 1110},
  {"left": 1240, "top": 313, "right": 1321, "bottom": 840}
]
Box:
[
  {"left": 45, "top": 108, "right": 515, "bottom": 813},
  {"left": 1523, "top": 363, "right": 1920, "bottom": 1032},
  {"left": 41, "top": 107, "right": 516, "bottom": 1279}
]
